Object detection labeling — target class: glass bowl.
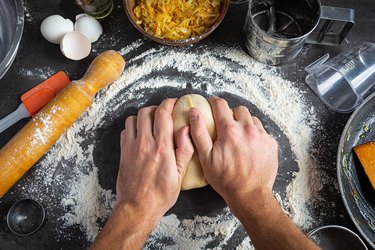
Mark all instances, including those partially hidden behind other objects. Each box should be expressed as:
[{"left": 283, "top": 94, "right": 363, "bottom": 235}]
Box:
[{"left": 0, "top": 0, "right": 24, "bottom": 79}]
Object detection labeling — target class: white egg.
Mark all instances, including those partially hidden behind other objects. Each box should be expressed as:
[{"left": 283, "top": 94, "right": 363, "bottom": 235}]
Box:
[
  {"left": 74, "top": 14, "right": 103, "bottom": 43},
  {"left": 41, "top": 15, "right": 74, "bottom": 44},
  {"left": 60, "top": 31, "right": 91, "bottom": 60}
]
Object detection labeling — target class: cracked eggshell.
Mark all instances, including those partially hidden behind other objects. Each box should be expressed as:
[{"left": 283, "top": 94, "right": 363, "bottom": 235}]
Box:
[
  {"left": 41, "top": 15, "right": 74, "bottom": 44},
  {"left": 60, "top": 31, "right": 91, "bottom": 61},
  {"left": 74, "top": 14, "right": 103, "bottom": 43}
]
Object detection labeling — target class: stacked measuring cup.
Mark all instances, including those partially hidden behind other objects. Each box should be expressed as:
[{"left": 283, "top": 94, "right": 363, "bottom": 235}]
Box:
[{"left": 305, "top": 42, "right": 375, "bottom": 113}]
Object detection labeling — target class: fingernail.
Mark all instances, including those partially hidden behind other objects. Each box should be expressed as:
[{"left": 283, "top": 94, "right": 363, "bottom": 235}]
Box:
[{"left": 189, "top": 108, "right": 198, "bottom": 121}]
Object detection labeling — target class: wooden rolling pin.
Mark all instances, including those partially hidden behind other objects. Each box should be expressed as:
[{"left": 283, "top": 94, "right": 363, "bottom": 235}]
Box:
[{"left": 0, "top": 50, "right": 125, "bottom": 198}]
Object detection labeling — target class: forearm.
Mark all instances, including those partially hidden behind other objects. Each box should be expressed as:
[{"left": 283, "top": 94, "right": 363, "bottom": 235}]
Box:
[
  {"left": 227, "top": 189, "right": 319, "bottom": 250},
  {"left": 90, "top": 202, "right": 158, "bottom": 250}
]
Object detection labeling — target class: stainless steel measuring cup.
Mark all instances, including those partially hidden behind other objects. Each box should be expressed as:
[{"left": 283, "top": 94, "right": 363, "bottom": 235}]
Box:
[
  {"left": 243, "top": 0, "right": 355, "bottom": 65},
  {"left": 305, "top": 42, "right": 375, "bottom": 113}
]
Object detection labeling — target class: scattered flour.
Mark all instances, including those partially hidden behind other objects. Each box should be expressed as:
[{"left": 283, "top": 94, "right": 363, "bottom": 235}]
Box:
[
  {"left": 23, "top": 0, "right": 33, "bottom": 22},
  {"left": 146, "top": 208, "right": 240, "bottom": 249},
  {"left": 19, "top": 67, "right": 55, "bottom": 80},
  {"left": 61, "top": 167, "right": 115, "bottom": 242},
  {"left": 236, "top": 237, "right": 254, "bottom": 250},
  {"left": 19, "top": 39, "right": 325, "bottom": 248}
]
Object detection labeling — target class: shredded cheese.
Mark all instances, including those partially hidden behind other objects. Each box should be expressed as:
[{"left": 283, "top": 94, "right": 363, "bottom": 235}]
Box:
[{"left": 134, "top": 0, "right": 223, "bottom": 40}]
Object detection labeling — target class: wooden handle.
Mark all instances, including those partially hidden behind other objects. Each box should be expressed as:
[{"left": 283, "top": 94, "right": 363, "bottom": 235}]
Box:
[{"left": 0, "top": 50, "right": 125, "bottom": 198}]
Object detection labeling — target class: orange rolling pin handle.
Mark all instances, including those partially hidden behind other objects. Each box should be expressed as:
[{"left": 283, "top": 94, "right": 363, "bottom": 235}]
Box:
[
  {"left": 21, "top": 71, "right": 70, "bottom": 117},
  {"left": 0, "top": 51, "right": 125, "bottom": 198}
]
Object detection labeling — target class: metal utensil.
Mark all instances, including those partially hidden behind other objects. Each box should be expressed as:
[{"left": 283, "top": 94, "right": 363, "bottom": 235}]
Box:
[
  {"left": 7, "top": 199, "right": 46, "bottom": 235},
  {"left": 243, "top": 0, "right": 355, "bottom": 65}
]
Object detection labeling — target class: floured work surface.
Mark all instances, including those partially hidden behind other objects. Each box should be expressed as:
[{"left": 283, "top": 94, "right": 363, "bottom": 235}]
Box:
[
  {"left": 0, "top": 41, "right": 352, "bottom": 249},
  {"left": 0, "top": 0, "right": 364, "bottom": 248}
]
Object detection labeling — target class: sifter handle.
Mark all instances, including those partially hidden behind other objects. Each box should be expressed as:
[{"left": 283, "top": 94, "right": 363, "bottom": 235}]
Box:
[{"left": 307, "top": 6, "right": 355, "bottom": 46}]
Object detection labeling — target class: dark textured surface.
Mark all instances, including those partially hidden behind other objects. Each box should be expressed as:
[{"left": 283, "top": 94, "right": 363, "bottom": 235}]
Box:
[{"left": 0, "top": 0, "right": 374, "bottom": 249}]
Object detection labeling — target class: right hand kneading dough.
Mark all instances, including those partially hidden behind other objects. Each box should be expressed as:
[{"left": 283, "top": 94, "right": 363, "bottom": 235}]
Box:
[{"left": 172, "top": 94, "right": 216, "bottom": 190}]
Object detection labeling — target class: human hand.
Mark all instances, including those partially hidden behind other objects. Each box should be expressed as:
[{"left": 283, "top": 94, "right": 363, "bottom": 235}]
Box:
[
  {"left": 116, "top": 98, "right": 194, "bottom": 223},
  {"left": 189, "top": 97, "right": 278, "bottom": 211}
]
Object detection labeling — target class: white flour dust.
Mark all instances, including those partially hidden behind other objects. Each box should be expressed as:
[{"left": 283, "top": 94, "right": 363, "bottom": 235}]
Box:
[
  {"left": 147, "top": 208, "right": 240, "bottom": 249},
  {"left": 19, "top": 39, "right": 326, "bottom": 248},
  {"left": 19, "top": 67, "right": 55, "bottom": 80},
  {"left": 23, "top": 0, "right": 33, "bottom": 22}
]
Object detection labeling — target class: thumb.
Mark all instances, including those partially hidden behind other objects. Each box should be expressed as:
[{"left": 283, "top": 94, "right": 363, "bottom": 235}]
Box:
[
  {"left": 175, "top": 126, "right": 194, "bottom": 183},
  {"left": 189, "top": 108, "right": 213, "bottom": 163}
]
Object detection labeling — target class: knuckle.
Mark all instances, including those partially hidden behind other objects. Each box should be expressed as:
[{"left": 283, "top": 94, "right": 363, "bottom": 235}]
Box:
[
  {"left": 155, "top": 105, "right": 168, "bottom": 117},
  {"left": 179, "top": 145, "right": 194, "bottom": 159},
  {"left": 244, "top": 123, "right": 253, "bottom": 132},
  {"left": 222, "top": 123, "right": 240, "bottom": 142},
  {"left": 136, "top": 138, "right": 152, "bottom": 154},
  {"left": 194, "top": 128, "right": 207, "bottom": 141},
  {"left": 224, "top": 122, "right": 238, "bottom": 134}
]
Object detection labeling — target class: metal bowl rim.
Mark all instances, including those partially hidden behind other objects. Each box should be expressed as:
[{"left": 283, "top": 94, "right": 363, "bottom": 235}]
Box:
[
  {"left": 6, "top": 198, "right": 46, "bottom": 236},
  {"left": 337, "top": 90, "right": 375, "bottom": 248},
  {"left": 307, "top": 224, "right": 368, "bottom": 250}
]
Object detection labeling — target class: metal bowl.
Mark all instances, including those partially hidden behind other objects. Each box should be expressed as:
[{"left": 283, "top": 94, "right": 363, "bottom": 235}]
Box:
[
  {"left": 337, "top": 91, "right": 375, "bottom": 248},
  {"left": 123, "top": 0, "right": 229, "bottom": 46},
  {"left": 0, "top": 0, "right": 24, "bottom": 79},
  {"left": 7, "top": 199, "right": 45, "bottom": 235},
  {"left": 308, "top": 225, "right": 368, "bottom": 250}
]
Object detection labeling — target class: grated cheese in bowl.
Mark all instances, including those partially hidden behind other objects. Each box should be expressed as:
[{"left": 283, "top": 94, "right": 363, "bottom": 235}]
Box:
[{"left": 133, "top": 0, "right": 224, "bottom": 40}]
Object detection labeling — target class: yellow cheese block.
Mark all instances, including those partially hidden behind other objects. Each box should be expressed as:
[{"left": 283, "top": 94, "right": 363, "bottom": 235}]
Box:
[{"left": 353, "top": 141, "right": 375, "bottom": 190}]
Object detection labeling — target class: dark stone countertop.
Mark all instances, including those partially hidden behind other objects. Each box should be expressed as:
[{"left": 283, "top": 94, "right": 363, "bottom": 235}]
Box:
[{"left": 0, "top": 0, "right": 374, "bottom": 249}]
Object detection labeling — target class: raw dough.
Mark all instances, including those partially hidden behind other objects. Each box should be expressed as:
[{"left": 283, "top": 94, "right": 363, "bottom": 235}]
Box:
[{"left": 172, "top": 94, "right": 216, "bottom": 190}]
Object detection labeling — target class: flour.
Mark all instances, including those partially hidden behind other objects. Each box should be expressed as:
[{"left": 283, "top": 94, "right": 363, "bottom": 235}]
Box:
[
  {"left": 236, "top": 237, "right": 254, "bottom": 250},
  {"left": 146, "top": 208, "right": 240, "bottom": 249},
  {"left": 19, "top": 67, "right": 55, "bottom": 80},
  {"left": 18, "top": 39, "right": 327, "bottom": 248},
  {"left": 23, "top": 0, "right": 33, "bottom": 22},
  {"left": 61, "top": 167, "right": 115, "bottom": 242}
]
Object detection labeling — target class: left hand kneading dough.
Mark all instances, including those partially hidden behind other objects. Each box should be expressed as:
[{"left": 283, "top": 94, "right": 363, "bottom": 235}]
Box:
[{"left": 172, "top": 94, "right": 216, "bottom": 190}]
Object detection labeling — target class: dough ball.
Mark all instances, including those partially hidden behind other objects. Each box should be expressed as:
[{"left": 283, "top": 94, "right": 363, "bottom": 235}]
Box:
[{"left": 172, "top": 94, "right": 216, "bottom": 190}]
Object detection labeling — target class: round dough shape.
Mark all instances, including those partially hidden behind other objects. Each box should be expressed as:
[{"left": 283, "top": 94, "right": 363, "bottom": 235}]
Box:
[{"left": 172, "top": 94, "right": 216, "bottom": 190}]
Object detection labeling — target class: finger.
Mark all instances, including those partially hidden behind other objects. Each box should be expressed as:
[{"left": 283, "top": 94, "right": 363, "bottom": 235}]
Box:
[
  {"left": 137, "top": 106, "right": 157, "bottom": 139},
  {"left": 125, "top": 115, "right": 137, "bottom": 141},
  {"left": 189, "top": 108, "right": 213, "bottom": 162},
  {"left": 209, "top": 97, "right": 234, "bottom": 132},
  {"left": 153, "top": 98, "right": 177, "bottom": 141},
  {"left": 252, "top": 116, "right": 264, "bottom": 129},
  {"left": 233, "top": 105, "right": 253, "bottom": 124},
  {"left": 175, "top": 126, "right": 194, "bottom": 184}
]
